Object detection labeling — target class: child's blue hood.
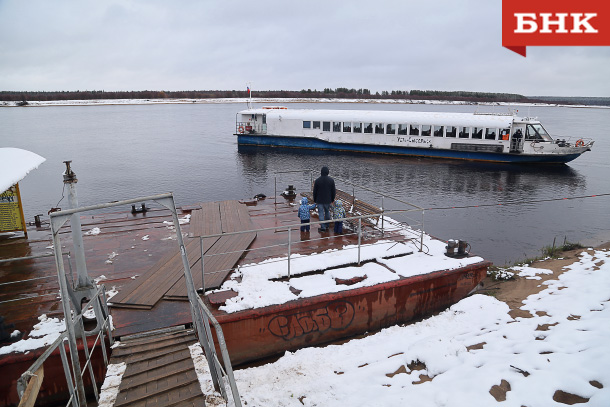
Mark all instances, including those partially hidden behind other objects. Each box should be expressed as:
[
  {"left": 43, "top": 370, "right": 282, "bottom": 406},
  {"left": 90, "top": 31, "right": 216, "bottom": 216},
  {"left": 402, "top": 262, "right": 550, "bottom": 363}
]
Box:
[{"left": 301, "top": 197, "right": 308, "bottom": 205}]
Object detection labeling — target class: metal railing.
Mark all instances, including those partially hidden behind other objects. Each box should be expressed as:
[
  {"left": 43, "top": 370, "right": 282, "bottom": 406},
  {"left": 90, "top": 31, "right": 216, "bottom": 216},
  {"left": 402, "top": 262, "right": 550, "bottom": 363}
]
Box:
[
  {"left": 236, "top": 121, "right": 266, "bottom": 135},
  {"left": 16, "top": 193, "right": 242, "bottom": 407},
  {"left": 16, "top": 284, "right": 113, "bottom": 407},
  {"left": 196, "top": 171, "right": 426, "bottom": 290},
  {"left": 197, "top": 207, "right": 424, "bottom": 288}
]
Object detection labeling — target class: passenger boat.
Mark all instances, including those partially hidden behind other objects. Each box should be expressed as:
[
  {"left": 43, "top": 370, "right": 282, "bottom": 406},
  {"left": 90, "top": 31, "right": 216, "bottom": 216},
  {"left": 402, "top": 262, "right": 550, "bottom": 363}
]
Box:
[{"left": 235, "top": 107, "right": 594, "bottom": 164}]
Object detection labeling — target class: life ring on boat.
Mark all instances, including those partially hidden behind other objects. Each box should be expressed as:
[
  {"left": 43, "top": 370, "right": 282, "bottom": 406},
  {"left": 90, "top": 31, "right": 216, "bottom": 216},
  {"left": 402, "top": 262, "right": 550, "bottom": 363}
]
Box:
[
  {"left": 238, "top": 126, "right": 245, "bottom": 134},
  {"left": 575, "top": 139, "right": 585, "bottom": 147}
]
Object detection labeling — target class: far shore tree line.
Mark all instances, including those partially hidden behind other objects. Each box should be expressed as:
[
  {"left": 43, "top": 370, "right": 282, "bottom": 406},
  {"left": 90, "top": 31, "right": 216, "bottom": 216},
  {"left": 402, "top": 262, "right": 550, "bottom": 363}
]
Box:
[{"left": 1, "top": 89, "right": 607, "bottom": 106}]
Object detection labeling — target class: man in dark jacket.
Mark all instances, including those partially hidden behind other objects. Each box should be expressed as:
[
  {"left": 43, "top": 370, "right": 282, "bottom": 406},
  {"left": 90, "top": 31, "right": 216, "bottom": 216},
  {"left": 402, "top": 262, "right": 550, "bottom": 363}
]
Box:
[{"left": 313, "top": 166, "right": 336, "bottom": 232}]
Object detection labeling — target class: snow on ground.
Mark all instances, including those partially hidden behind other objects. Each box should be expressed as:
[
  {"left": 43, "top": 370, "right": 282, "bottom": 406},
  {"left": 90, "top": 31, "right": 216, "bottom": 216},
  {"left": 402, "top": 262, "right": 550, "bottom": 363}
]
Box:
[
  {"left": 217, "top": 230, "right": 483, "bottom": 313},
  {"left": 189, "top": 343, "right": 228, "bottom": 406},
  {"left": 0, "top": 147, "right": 45, "bottom": 192},
  {"left": 512, "top": 265, "right": 554, "bottom": 280},
  {"left": 0, "top": 314, "right": 65, "bottom": 355},
  {"left": 84, "top": 227, "right": 101, "bottom": 236},
  {"left": 97, "top": 362, "right": 127, "bottom": 407},
  {"left": 230, "top": 249, "right": 610, "bottom": 406},
  {"left": 2, "top": 98, "right": 608, "bottom": 110}
]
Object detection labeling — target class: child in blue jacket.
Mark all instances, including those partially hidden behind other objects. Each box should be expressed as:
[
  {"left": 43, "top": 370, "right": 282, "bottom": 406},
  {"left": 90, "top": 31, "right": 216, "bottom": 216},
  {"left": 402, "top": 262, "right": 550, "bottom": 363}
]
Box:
[
  {"left": 333, "top": 200, "right": 346, "bottom": 234},
  {"left": 298, "top": 197, "right": 316, "bottom": 232}
]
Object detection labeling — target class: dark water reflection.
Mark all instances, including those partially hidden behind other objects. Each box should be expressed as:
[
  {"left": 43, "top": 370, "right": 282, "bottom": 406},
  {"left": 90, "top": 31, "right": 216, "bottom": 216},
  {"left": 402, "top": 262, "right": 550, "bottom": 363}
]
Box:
[{"left": 3, "top": 102, "right": 609, "bottom": 265}]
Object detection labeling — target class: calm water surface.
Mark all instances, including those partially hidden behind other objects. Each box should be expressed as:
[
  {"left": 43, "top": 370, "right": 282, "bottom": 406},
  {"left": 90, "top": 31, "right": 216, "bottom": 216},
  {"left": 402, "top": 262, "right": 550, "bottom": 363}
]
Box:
[{"left": 2, "top": 102, "right": 609, "bottom": 265}]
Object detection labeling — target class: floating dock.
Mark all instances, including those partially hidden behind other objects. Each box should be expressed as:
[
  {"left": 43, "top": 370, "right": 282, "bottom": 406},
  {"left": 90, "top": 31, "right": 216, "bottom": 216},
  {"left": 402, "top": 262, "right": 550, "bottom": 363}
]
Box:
[{"left": 0, "top": 186, "right": 491, "bottom": 406}]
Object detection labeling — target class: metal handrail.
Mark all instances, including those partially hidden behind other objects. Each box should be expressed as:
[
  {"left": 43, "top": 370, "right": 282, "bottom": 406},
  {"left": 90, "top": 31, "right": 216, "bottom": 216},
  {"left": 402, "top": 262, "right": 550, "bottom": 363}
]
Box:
[
  {"left": 16, "top": 283, "right": 113, "bottom": 407},
  {"left": 195, "top": 208, "right": 421, "bottom": 240},
  {"left": 197, "top": 206, "right": 424, "bottom": 289},
  {"left": 195, "top": 296, "right": 242, "bottom": 406},
  {"left": 13, "top": 192, "right": 244, "bottom": 407}
]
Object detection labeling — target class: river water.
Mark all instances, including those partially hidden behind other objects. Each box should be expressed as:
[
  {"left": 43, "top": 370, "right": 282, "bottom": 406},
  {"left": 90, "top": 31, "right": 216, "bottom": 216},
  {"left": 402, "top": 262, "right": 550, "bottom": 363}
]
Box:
[{"left": 2, "top": 102, "right": 609, "bottom": 265}]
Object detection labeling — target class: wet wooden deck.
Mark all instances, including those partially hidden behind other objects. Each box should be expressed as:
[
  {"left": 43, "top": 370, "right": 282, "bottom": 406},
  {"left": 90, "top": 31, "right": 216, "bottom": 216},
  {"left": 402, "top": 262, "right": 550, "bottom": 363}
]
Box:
[
  {"left": 110, "top": 201, "right": 256, "bottom": 308},
  {"left": 109, "top": 327, "right": 206, "bottom": 407},
  {"left": 0, "top": 192, "right": 385, "bottom": 339}
]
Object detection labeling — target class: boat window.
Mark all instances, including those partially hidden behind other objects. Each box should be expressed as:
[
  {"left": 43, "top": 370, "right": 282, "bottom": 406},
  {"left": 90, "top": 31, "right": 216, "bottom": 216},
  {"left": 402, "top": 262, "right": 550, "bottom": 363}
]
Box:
[
  {"left": 398, "top": 124, "right": 408, "bottom": 135},
  {"left": 303, "top": 121, "right": 311, "bottom": 129},
  {"left": 313, "top": 121, "right": 320, "bottom": 129},
  {"left": 323, "top": 121, "right": 331, "bottom": 131},
  {"left": 343, "top": 122, "right": 352, "bottom": 132},
  {"left": 459, "top": 127, "right": 470, "bottom": 138},
  {"left": 434, "top": 126, "right": 444, "bottom": 137},
  {"left": 364, "top": 123, "right": 373, "bottom": 133},
  {"left": 485, "top": 128, "right": 496, "bottom": 140},
  {"left": 421, "top": 125, "right": 431, "bottom": 137},
  {"left": 375, "top": 123, "right": 384, "bottom": 134},
  {"left": 472, "top": 127, "right": 483, "bottom": 139},
  {"left": 446, "top": 126, "right": 457, "bottom": 137},
  {"left": 409, "top": 125, "right": 420, "bottom": 136},
  {"left": 353, "top": 122, "right": 362, "bottom": 133},
  {"left": 262, "top": 114, "right": 267, "bottom": 124},
  {"left": 500, "top": 128, "right": 510, "bottom": 140},
  {"left": 386, "top": 124, "right": 396, "bottom": 135},
  {"left": 526, "top": 124, "right": 551, "bottom": 141},
  {"left": 333, "top": 122, "right": 341, "bottom": 132}
]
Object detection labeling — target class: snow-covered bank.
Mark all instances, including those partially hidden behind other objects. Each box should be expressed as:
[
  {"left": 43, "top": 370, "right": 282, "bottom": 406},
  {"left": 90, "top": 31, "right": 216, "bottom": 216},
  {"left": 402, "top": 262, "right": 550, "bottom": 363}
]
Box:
[
  {"left": 1, "top": 98, "right": 608, "bottom": 109},
  {"left": 229, "top": 248, "right": 610, "bottom": 406}
]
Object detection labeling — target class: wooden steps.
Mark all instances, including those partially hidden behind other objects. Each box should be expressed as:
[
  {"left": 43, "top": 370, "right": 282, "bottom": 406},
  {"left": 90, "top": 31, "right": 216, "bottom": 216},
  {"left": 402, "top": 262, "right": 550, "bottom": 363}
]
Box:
[{"left": 109, "top": 328, "right": 206, "bottom": 407}]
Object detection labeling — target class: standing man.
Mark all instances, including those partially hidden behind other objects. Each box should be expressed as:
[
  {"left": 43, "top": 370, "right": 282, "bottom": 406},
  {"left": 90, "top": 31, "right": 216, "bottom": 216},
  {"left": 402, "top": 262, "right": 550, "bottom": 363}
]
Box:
[{"left": 313, "top": 166, "right": 336, "bottom": 232}]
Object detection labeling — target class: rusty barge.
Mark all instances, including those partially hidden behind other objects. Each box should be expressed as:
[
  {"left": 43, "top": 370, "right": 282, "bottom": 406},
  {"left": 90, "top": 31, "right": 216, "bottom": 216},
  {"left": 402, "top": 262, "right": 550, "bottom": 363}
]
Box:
[{"left": 0, "top": 170, "right": 490, "bottom": 406}]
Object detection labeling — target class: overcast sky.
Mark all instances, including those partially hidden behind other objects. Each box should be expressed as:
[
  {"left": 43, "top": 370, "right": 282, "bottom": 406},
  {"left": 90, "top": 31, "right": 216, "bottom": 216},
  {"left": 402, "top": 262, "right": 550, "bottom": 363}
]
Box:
[{"left": 1, "top": 0, "right": 608, "bottom": 97}]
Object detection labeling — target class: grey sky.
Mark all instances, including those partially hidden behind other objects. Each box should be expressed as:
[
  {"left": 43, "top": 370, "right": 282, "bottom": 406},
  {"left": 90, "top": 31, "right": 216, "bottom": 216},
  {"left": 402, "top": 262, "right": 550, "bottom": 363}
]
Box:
[{"left": 1, "top": 0, "right": 608, "bottom": 96}]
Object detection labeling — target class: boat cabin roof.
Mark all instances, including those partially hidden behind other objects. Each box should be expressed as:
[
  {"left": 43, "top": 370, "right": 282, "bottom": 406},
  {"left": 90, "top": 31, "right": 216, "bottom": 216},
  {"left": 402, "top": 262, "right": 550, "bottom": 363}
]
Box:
[{"left": 239, "top": 108, "right": 521, "bottom": 128}]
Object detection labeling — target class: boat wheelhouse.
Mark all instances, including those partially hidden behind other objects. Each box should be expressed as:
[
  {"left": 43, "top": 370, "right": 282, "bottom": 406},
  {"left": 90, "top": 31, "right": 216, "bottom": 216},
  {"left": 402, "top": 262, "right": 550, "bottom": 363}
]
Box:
[{"left": 235, "top": 107, "right": 594, "bottom": 164}]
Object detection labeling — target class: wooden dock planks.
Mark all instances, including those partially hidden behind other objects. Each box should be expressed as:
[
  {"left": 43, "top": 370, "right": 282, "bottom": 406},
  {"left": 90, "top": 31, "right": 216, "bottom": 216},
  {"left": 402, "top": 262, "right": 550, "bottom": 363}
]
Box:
[
  {"left": 164, "top": 231, "right": 257, "bottom": 299},
  {"left": 110, "top": 200, "right": 256, "bottom": 309},
  {"left": 109, "top": 237, "right": 219, "bottom": 309},
  {"left": 110, "top": 329, "right": 206, "bottom": 407}
]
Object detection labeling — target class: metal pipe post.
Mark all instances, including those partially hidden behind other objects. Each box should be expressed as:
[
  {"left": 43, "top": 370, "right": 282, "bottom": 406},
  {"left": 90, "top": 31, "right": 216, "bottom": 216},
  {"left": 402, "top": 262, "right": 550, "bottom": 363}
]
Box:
[
  {"left": 357, "top": 218, "right": 362, "bottom": 265},
  {"left": 381, "top": 196, "right": 384, "bottom": 235},
  {"left": 420, "top": 210, "right": 425, "bottom": 252},
  {"left": 50, "top": 224, "right": 87, "bottom": 406},
  {"left": 200, "top": 237, "right": 205, "bottom": 292},
  {"left": 59, "top": 340, "right": 79, "bottom": 407},
  {"left": 287, "top": 227, "right": 291, "bottom": 278},
  {"left": 63, "top": 164, "right": 91, "bottom": 289}
]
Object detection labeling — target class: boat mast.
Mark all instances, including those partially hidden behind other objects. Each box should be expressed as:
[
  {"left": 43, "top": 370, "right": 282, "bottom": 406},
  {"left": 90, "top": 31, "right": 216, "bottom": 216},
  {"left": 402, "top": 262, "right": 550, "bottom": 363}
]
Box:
[{"left": 247, "top": 82, "right": 252, "bottom": 110}]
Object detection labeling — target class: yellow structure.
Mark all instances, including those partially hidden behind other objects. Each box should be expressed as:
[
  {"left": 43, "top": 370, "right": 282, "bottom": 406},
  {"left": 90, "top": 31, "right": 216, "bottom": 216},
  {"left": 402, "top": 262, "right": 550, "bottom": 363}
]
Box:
[
  {"left": 1, "top": 183, "right": 27, "bottom": 237},
  {"left": 0, "top": 147, "right": 46, "bottom": 238}
]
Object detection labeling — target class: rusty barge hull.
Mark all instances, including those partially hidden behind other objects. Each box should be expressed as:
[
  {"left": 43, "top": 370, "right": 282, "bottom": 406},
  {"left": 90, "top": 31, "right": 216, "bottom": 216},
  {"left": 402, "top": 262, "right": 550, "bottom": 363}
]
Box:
[{"left": 213, "top": 261, "right": 489, "bottom": 366}]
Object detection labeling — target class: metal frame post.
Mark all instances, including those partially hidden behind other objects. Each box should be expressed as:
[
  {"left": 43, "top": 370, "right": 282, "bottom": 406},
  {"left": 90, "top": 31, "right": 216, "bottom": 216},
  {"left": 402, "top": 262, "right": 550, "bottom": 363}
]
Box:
[
  {"left": 59, "top": 340, "right": 79, "bottom": 407},
  {"left": 287, "top": 227, "right": 291, "bottom": 278},
  {"left": 358, "top": 218, "right": 362, "bottom": 265},
  {"left": 200, "top": 237, "right": 205, "bottom": 292},
  {"left": 420, "top": 210, "right": 425, "bottom": 252},
  {"left": 381, "top": 195, "right": 385, "bottom": 235},
  {"left": 50, "top": 215, "right": 88, "bottom": 407}
]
